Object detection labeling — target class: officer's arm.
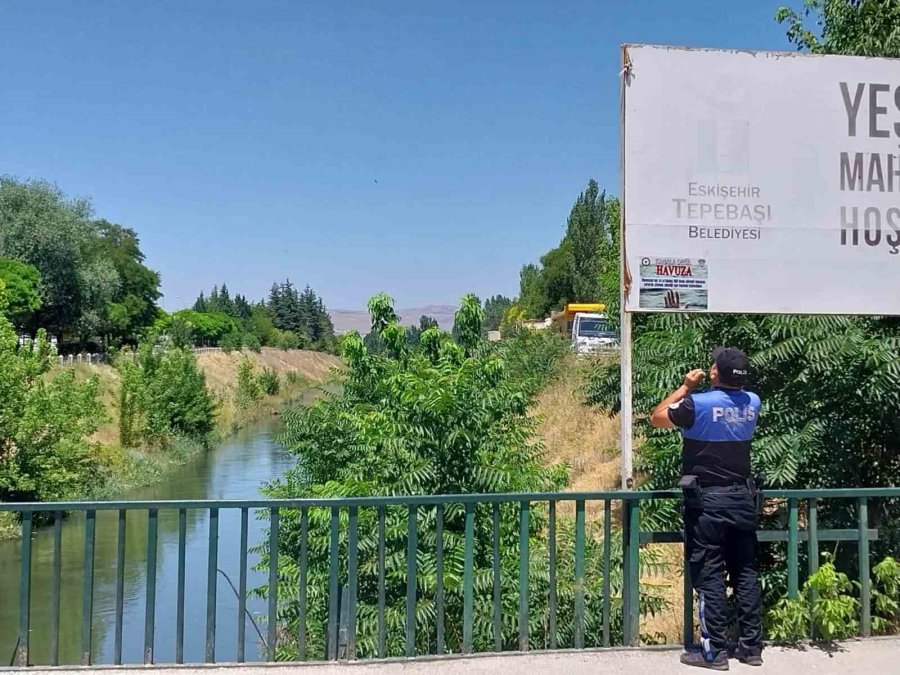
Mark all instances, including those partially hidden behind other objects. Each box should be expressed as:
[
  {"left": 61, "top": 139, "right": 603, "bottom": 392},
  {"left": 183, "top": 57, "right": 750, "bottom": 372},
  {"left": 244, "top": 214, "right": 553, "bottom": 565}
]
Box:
[
  {"left": 650, "top": 369, "right": 705, "bottom": 429},
  {"left": 650, "top": 385, "right": 692, "bottom": 429}
]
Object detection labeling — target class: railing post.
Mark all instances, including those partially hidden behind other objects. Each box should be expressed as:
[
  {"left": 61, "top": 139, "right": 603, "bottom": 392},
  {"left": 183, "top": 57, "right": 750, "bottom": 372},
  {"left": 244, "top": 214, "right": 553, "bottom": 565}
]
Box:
[
  {"left": 206, "top": 507, "right": 219, "bottom": 663},
  {"left": 602, "top": 500, "right": 612, "bottom": 648},
  {"left": 518, "top": 500, "right": 530, "bottom": 652},
  {"left": 623, "top": 497, "right": 641, "bottom": 646},
  {"left": 574, "top": 500, "right": 586, "bottom": 649},
  {"left": 463, "top": 502, "right": 475, "bottom": 654},
  {"left": 549, "top": 500, "right": 558, "bottom": 650},
  {"left": 807, "top": 499, "right": 819, "bottom": 639},
  {"left": 327, "top": 508, "right": 340, "bottom": 660},
  {"left": 858, "top": 497, "right": 871, "bottom": 637},
  {"left": 406, "top": 505, "right": 418, "bottom": 657},
  {"left": 82, "top": 510, "right": 96, "bottom": 666},
  {"left": 144, "top": 509, "right": 158, "bottom": 665},
  {"left": 18, "top": 511, "right": 32, "bottom": 667},
  {"left": 787, "top": 498, "right": 799, "bottom": 599},
  {"left": 492, "top": 502, "right": 502, "bottom": 652},
  {"left": 268, "top": 508, "right": 280, "bottom": 660}
]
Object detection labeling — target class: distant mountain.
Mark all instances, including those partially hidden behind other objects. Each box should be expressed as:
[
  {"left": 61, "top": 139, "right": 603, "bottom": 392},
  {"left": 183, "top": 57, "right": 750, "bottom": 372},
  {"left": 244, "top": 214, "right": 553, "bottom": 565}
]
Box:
[{"left": 330, "top": 305, "right": 458, "bottom": 335}]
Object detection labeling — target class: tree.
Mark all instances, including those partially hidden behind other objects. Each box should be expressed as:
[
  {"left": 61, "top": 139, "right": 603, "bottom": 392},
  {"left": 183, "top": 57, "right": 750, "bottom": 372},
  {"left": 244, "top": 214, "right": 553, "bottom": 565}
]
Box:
[
  {"left": 0, "top": 177, "right": 95, "bottom": 335},
  {"left": 777, "top": 0, "right": 900, "bottom": 57},
  {"left": 260, "top": 293, "right": 666, "bottom": 659},
  {"left": 92, "top": 220, "right": 161, "bottom": 345},
  {"left": 406, "top": 314, "right": 440, "bottom": 346},
  {"left": 565, "top": 180, "right": 617, "bottom": 302},
  {"left": 164, "top": 309, "right": 238, "bottom": 345},
  {"left": 0, "top": 258, "right": 41, "bottom": 328},
  {"left": 482, "top": 295, "right": 513, "bottom": 335}
]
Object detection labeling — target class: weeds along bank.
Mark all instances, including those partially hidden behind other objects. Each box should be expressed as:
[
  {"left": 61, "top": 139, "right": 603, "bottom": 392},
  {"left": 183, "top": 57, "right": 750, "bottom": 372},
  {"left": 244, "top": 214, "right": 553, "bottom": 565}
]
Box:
[{"left": 0, "top": 328, "right": 340, "bottom": 539}]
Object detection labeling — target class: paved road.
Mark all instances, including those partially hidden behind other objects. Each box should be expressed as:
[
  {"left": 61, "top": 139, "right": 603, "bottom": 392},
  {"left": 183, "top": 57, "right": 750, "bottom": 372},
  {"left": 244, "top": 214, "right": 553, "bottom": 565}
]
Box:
[{"left": 18, "top": 639, "right": 899, "bottom": 674}]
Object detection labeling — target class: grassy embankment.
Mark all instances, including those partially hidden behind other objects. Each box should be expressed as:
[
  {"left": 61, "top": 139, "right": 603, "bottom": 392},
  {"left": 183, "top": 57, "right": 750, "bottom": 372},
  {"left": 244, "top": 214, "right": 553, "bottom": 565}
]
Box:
[
  {"left": 532, "top": 355, "right": 684, "bottom": 644},
  {"left": 0, "top": 348, "right": 340, "bottom": 539}
]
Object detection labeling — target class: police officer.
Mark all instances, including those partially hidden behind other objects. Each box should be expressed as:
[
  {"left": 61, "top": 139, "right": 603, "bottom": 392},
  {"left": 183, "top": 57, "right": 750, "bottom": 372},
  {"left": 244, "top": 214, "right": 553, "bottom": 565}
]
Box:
[{"left": 650, "top": 347, "right": 763, "bottom": 671}]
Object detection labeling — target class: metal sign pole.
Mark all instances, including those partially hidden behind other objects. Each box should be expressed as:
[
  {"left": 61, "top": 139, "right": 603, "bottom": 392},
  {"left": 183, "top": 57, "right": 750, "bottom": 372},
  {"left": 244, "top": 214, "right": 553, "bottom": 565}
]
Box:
[
  {"left": 619, "top": 45, "right": 633, "bottom": 490},
  {"left": 619, "top": 310, "right": 633, "bottom": 489}
]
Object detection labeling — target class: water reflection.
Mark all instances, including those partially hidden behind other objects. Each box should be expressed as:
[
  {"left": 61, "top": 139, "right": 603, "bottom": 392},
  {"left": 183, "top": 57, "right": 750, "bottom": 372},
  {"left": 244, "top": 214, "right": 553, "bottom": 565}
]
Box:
[{"left": 0, "top": 421, "right": 295, "bottom": 666}]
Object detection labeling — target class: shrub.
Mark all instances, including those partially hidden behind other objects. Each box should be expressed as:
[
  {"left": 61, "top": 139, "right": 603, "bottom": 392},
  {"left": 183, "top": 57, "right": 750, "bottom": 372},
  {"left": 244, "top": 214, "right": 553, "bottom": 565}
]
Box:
[
  {"left": 220, "top": 330, "right": 244, "bottom": 353},
  {"left": 244, "top": 333, "right": 262, "bottom": 353},
  {"left": 273, "top": 329, "right": 303, "bottom": 350},
  {"left": 116, "top": 341, "right": 216, "bottom": 446},
  {"left": 765, "top": 555, "right": 861, "bottom": 643},
  {"left": 0, "top": 316, "right": 106, "bottom": 502},
  {"left": 285, "top": 370, "right": 300, "bottom": 386},
  {"left": 873, "top": 556, "right": 900, "bottom": 634},
  {"left": 235, "top": 357, "right": 262, "bottom": 410},
  {"left": 257, "top": 368, "right": 280, "bottom": 396}
]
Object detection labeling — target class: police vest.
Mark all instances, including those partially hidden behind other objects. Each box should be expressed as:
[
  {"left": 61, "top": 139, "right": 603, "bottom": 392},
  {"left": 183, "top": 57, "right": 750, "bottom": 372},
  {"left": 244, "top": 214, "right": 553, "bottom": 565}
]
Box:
[{"left": 683, "top": 388, "right": 760, "bottom": 487}]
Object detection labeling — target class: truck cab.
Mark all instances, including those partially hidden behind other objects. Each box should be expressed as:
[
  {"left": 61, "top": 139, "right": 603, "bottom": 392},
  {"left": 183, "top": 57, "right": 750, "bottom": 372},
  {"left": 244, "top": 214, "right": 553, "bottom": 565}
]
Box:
[
  {"left": 549, "top": 303, "right": 618, "bottom": 355},
  {"left": 571, "top": 312, "right": 617, "bottom": 354}
]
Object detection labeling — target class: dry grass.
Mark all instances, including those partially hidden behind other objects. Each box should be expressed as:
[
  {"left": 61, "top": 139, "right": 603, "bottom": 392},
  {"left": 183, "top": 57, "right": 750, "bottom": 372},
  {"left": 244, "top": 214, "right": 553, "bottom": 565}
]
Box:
[
  {"left": 532, "top": 356, "right": 686, "bottom": 646},
  {"left": 532, "top": 357, "right": 620, "bottom": 502},
  {"left": 60, "top": 348, "right": 342, "bottom": 447}
]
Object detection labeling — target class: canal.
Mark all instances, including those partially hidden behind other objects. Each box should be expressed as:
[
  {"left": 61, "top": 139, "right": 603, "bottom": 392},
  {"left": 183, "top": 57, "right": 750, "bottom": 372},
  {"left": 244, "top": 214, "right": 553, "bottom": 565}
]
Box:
[{"left": 0, "top": 419, "right": 296, "bottom": 666}]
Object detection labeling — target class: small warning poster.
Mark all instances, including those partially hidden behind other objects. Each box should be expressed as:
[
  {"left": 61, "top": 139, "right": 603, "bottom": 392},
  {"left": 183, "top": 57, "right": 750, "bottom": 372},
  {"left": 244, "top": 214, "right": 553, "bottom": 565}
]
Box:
[{"left": 638, "top": 257, "right": 708, "bottom": 311}]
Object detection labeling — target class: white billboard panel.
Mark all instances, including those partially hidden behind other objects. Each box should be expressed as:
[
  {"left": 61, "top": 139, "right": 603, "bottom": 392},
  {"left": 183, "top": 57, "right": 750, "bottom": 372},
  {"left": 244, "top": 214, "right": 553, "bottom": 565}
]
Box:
[{"left": 623, "top": 44, "right": 900, "bottom": 314}]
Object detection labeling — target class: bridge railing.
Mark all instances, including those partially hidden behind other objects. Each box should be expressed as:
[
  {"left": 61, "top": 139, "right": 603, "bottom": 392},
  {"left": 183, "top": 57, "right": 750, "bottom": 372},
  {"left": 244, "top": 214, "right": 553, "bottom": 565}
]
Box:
[{"left": 2, "top": 488, "right": 897, "bottom": 668}]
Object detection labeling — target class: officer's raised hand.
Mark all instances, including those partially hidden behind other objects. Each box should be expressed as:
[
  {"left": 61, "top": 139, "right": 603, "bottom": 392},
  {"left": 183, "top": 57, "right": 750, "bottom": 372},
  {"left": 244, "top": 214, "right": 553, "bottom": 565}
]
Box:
[{"left": 683, "top": 369, "right": 705, "bottom": 391}]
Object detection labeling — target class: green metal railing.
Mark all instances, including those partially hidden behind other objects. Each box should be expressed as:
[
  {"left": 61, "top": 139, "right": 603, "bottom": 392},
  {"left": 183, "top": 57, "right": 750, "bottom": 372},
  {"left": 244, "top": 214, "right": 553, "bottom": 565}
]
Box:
[{"left": 2, "top": 487, "right": 897, "bottom": 668}]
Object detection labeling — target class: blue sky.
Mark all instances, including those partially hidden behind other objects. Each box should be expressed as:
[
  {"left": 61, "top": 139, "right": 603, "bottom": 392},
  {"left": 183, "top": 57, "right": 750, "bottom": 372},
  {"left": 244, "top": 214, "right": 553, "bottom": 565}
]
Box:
[{"left": 1, "top": 1, "right": 793, "bottom": 310}]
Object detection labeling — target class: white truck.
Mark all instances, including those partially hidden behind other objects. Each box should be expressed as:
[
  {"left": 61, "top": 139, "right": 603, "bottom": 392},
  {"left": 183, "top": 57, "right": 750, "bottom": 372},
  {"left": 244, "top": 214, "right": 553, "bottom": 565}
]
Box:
[
  {"left": 549, "top": 303, "right": 618, "bottom": 355},
  {"left": 571, "top": 311, "right": 618, "bottom": 355}
]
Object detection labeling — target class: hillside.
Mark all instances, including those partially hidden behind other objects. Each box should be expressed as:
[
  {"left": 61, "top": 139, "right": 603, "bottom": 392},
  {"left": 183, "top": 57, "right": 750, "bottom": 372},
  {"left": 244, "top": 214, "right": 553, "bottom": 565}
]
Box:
[{"left": 79, "top": 347, "right": 341, "bottom": 447}]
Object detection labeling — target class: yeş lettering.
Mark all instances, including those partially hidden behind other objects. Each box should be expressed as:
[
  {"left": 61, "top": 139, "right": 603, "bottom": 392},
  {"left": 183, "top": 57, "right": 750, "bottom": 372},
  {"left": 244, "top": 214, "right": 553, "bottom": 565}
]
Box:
[{"left": 839, "top": 82, "right": 900, "bottom": 254}]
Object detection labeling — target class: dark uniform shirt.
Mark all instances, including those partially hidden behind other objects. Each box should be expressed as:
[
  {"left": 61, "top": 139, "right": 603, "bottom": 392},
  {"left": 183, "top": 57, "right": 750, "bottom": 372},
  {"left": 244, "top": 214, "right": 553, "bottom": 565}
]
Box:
[{"left": 668, "top": 387, "right": 761, "bottom": 487}]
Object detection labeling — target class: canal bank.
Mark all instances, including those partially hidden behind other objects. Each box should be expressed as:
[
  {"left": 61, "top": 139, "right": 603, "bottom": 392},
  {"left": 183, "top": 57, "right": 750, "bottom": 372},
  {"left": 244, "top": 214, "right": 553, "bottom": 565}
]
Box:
[{"left": 0, "top": 419, "right": 298, "bottom": 667}]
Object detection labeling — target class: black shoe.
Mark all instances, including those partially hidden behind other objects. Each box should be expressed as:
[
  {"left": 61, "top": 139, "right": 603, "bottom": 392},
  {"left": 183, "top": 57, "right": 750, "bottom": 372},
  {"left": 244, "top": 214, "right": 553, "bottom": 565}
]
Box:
[
  {"left": 735, "top": 648, "right": 763, "bottom": 666},
  {"left": 680, "top": 650, "right": 729, "bottom": 671}
]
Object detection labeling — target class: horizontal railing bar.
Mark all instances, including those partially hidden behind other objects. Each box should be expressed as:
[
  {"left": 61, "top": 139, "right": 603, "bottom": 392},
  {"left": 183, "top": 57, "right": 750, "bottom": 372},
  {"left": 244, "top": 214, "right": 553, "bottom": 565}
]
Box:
[
  {"left": 641, "top": 528, "right": 880, "bottom": 544},
  {"left": 3, "top": 487, "right": 899, "bottom": 511}
]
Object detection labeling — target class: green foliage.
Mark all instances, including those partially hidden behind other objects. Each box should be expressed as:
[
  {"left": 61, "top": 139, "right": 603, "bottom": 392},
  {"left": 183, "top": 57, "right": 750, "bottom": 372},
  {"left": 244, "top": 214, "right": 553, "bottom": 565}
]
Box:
[
  {"left": 405, "top": 315, "right": 439, "bottom": 346},
  {"left": 566, "top": 180, "right": 618, "bottom": 303},
  {"left": 258, "top": 368, "right": 280, "bottom": 396},
  {"left": 285, "top": 370, "right": 301, "bottom": 386},
  {"left": 777, "top": 0, "right": 900, "bottom": 57},
  {"left": 766, "top": 596, "right": 810, "bottom": 644},
  {"left": 220, "top": 330, "right": 245, "bottom": 353},
  {"left": 235, "top": 357, "right": 262, "bottom": 410},
  {"left": 116, "top": 340, "right": 216, "bottom": 447},
  {"left": 0, "top": 312, "right": 106, "bottom": 501},
  {"left": 766, "top": 555, "right": 860, "bottom": 643},
  {"left": 494, "top": 327, "right": 571, "bottom": 396},
  {"left": 259, "top": 292, "right": 667, "bottom": 659},
  {"left": 0, "top": 258, "right": 41, "bottom": 327},
  {"left": 516, "top": 180, "right": 620, "bottom": 319},
  {"left": 244, "top": 332, "right": 262, "bottom": 353},
  {"left": 872, "top": 556, "right": 900, "bottom": 634},
  {"left": 92, "top": 220, "right": 161, "bottom": 345},
  {"left": 163, "top": 310, "right": 238, "bottom": 346},
  {"left": 273, "top": 329, "right": 305, "bottom": 350},
  {"left": 452, "top": 293, "right": 484, "bottom": 355},
  {"left": 482, "top": 296, "right": 512, "bottom": 335},
  {"left": 0, "top": 179, "right": 161, "bottom": 345}
]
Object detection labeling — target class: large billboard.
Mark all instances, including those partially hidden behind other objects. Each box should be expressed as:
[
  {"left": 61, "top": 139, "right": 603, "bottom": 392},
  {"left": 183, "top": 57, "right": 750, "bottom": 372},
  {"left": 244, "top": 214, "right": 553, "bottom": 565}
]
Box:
[{"left": 622, "top": 44, "right": 900, "bottom": 314}]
